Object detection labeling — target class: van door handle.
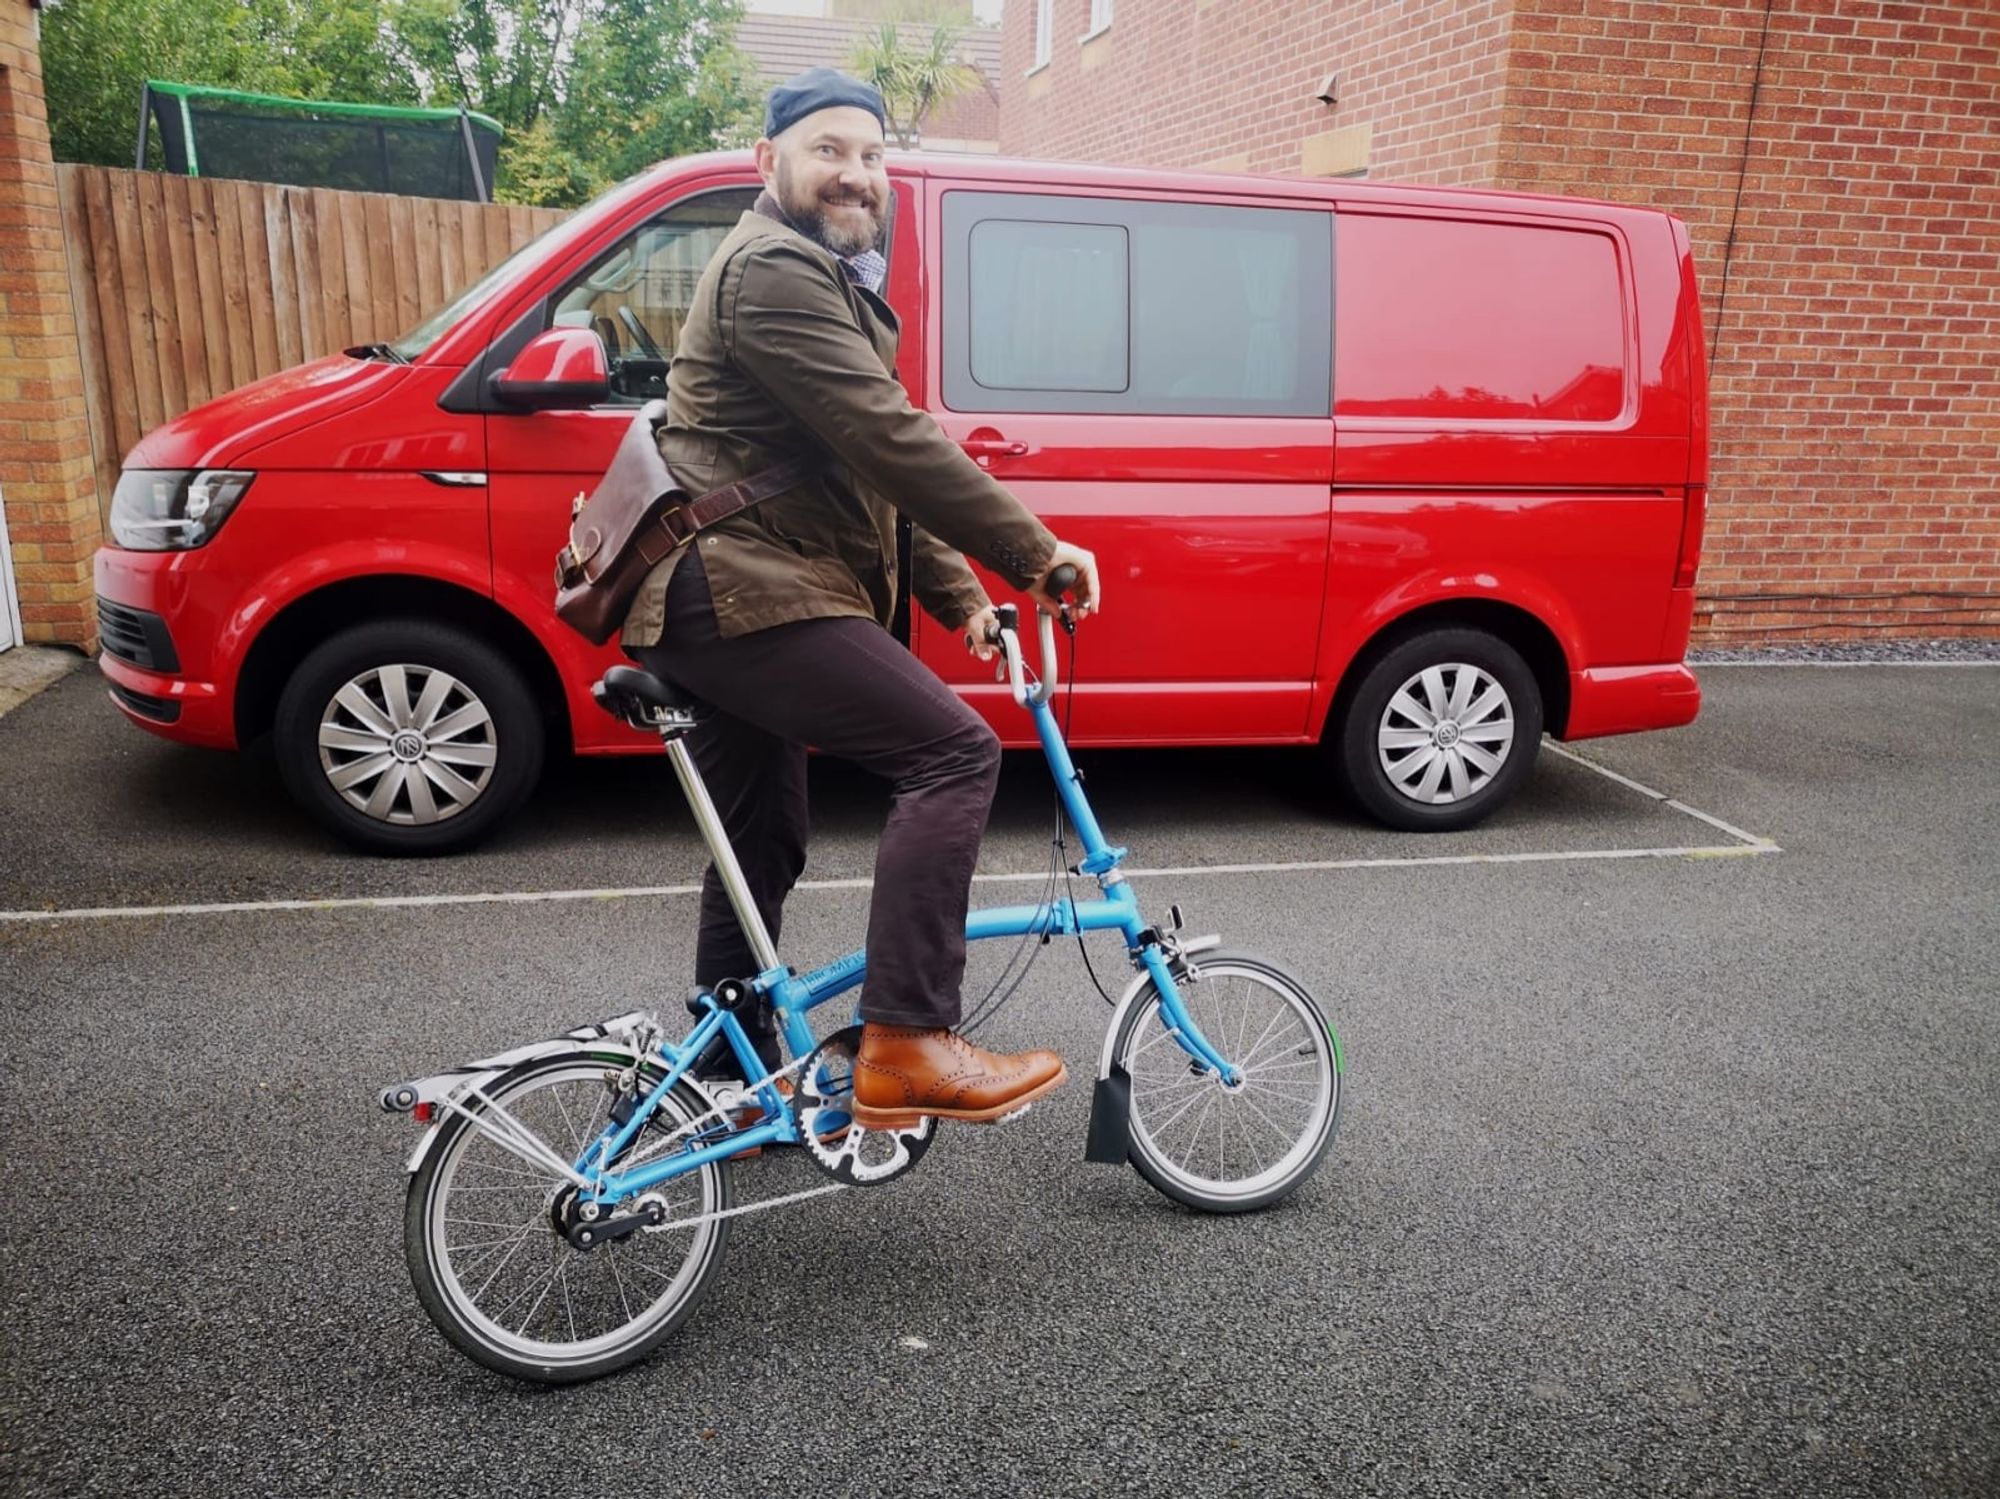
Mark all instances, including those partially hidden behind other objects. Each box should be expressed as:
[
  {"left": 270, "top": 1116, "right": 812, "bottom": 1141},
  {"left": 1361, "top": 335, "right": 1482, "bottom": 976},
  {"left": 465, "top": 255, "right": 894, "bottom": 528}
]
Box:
[{"left": 959, "top": 436, "right": 1029, "bottom": 460}]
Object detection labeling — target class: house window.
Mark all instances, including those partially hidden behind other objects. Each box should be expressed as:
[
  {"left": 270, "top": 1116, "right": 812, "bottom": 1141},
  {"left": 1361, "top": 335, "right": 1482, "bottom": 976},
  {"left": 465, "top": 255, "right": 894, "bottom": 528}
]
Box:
[
  {"left": 1033, "top": 0, "right": 1052, "bottom": 69},
  {"left": 1087, "top": 0, "right": 1113, "bottom": 37}
]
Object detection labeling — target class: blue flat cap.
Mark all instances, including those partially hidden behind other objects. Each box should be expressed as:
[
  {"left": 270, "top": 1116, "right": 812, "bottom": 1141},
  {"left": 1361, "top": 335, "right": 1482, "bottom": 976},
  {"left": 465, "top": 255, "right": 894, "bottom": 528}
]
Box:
[{"left": 764, "top": 67, "right": 887, "bottom": 139}]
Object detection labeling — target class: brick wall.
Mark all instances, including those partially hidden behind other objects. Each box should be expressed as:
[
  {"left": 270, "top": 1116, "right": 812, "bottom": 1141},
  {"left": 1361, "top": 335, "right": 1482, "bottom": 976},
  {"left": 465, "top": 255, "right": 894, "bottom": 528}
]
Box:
[
  {"left": 998, "top": 0, "right": 2000, "bottom": 642},
  {"left": 999, "top": 0, "right": 1517, "bottom": 183},
  {"left": 0, "top": 0, "right": 98, "bottom": 649},
  {"left": 1499, "top": 0, "right": 1998, "bottom": 640}
]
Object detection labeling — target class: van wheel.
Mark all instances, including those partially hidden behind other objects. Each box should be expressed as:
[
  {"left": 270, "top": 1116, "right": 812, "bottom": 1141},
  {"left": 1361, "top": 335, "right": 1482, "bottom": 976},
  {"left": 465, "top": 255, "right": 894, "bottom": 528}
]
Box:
[
  {"left": 1336, "top": 628, "right": 1542, "bottom": 832},
  {"left": 274, "top": 621, "right": 544, "bottom": 856}
]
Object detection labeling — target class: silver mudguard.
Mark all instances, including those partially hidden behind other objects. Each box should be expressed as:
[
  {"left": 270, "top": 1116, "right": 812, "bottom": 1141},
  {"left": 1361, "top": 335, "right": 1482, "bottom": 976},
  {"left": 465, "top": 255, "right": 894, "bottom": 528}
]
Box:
[
  {"left": 1093, "top": 935, "right": 1222, "bottom": 1078},
  {"left": 383, "top": 1009, "right": 722, "bottom": 1175}
]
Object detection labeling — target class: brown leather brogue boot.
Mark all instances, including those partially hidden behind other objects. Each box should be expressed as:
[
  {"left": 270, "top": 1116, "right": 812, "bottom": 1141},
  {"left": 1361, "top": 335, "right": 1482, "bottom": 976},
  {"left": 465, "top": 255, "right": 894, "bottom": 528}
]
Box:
[{"left": 850, "top": 1024, "right": 1067, "bottom": 1129}]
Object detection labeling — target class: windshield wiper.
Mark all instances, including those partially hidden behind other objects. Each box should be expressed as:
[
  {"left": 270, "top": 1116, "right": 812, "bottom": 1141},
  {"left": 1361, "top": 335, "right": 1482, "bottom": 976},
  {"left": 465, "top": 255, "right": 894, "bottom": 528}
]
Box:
[{"left": 347, "top": 341, "right": 411, "bottom": 365}]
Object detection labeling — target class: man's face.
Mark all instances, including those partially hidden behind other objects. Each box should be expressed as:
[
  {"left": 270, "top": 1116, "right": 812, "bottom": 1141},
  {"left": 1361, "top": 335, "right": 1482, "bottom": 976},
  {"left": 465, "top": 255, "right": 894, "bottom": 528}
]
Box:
[{"left": 758, "top": 107, "right": 889, "bottom": 257}]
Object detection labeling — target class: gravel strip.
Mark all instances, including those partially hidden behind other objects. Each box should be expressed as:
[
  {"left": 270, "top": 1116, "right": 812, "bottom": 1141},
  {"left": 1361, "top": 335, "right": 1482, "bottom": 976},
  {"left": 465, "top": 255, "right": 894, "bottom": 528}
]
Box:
[{"left": 1690, "top": 637, "right": 2000, "bottom": 665}]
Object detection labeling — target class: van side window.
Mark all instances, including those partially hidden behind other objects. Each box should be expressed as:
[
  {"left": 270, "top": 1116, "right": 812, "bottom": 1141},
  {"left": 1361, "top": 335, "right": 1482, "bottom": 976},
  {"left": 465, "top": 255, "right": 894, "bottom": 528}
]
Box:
[
  {"left": 549, "top": 187, "right": 759, "bottom": 402},
  {"left": 944, "top": 192, "right": 1331, "bottom": 417},
  {"left": 970, "top": 220, "right": 1128, "bottom": 391},
  {"left": 1335, "top": 215, "right": 1630, "bottom": 423}
]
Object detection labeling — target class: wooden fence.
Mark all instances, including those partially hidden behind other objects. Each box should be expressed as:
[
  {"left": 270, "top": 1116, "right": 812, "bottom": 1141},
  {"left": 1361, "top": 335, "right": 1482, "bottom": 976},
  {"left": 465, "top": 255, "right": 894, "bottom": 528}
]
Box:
[{"left": 53, "top": 164, "right": 567, "bottom": 518}]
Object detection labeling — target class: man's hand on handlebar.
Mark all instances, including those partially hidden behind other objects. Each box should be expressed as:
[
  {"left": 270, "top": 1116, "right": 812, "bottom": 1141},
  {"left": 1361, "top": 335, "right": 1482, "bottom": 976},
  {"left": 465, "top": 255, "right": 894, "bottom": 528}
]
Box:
[
  {"left": 962, "top": 541, "right": 1099, "bottom": 660},
  {"left": 961, "top": 604, "right": 1001, "bottom": 662},
  {"left": 1033, "top": 541, "right": 1099, "bottom": 618}
]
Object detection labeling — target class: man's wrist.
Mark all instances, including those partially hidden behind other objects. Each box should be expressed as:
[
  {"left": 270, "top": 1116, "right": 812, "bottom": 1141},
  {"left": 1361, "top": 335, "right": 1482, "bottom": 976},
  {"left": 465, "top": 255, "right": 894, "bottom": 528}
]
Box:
[{"left": 945, "top": 596, "right": 993, "bottom": 632}]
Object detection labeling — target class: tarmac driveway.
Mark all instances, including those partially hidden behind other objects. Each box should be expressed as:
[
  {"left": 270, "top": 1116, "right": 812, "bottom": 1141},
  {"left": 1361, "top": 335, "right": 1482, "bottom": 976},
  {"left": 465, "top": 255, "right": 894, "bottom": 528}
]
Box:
[{"left": 0, "top": 663, "right": 1994, "bottom": 1497}]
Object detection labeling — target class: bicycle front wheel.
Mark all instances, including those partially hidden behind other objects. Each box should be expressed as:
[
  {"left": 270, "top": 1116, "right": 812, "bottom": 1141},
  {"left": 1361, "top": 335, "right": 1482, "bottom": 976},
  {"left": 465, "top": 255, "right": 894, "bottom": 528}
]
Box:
[
  {"left": 404, "top": 1058, "right": 732, "bottom": 1384},
  {"left": 1110, "top": 951, "right": 1342, "bottom": 1213}
]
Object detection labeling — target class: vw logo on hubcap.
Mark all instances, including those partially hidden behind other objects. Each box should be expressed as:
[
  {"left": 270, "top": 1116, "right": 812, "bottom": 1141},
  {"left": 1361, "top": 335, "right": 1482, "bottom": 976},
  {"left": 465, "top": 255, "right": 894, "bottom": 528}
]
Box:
[
  {"left": 391, "top": 730, "right": 427, "bottom": 762},
  {"left": 1434, "top": 720, "right": 1461, "bottom": 749}
]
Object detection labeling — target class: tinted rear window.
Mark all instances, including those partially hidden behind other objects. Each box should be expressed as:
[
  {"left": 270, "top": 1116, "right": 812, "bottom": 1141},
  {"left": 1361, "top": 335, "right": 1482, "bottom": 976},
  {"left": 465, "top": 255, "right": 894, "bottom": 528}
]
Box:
[
  {"left": 1335, "top": 214, "right": 1629, "bottom": 422},
  {"left": 943, "top": 191, "right": 1332, "bottom": 417}
]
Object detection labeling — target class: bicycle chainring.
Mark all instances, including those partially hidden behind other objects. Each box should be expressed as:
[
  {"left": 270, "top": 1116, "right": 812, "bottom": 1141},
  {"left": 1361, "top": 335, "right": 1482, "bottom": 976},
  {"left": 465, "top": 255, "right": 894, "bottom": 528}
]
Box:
[{"left": 795, "top": 1025, "right": 934, "bottom": 1187}]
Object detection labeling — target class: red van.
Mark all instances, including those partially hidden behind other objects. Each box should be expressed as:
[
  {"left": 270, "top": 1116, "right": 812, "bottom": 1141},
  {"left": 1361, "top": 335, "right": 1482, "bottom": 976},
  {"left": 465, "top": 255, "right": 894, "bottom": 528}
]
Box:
[{"left": 93, "top": 150, "right": 1705, "bottom": 854}]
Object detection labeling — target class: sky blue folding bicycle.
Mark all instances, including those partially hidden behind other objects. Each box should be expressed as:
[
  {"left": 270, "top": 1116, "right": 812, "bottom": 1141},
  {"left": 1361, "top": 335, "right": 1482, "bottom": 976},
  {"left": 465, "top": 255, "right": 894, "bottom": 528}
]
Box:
[{"left": 381, "top": 596, "right": 1344, "bottom": 1383}]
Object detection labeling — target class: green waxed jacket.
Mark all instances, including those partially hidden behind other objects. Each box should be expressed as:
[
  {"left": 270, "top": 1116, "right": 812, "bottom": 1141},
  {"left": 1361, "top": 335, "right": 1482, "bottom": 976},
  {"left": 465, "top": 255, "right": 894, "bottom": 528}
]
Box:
[{"left": 618, "top": 198, "right": 1057, "bottom": 649}]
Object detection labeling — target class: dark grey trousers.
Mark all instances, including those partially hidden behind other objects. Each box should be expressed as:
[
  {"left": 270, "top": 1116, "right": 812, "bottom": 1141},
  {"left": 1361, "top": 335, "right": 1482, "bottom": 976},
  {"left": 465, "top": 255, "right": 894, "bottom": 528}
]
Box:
[{"left": 633, "top": 553, "right": 1002, "bottom": 1057}]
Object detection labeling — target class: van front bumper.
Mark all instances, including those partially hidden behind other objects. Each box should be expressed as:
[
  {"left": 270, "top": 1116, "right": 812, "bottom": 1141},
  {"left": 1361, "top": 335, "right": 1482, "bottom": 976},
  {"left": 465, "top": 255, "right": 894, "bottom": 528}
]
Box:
[
  {"left": 94, "top": 547, "right": 237, "bottom": 749},
  {"left": 96, "top": 648, "right": 232, "bottom": 747},
  {"left": 1563, "top": 663, "right": 1701, "bottom": 740}
]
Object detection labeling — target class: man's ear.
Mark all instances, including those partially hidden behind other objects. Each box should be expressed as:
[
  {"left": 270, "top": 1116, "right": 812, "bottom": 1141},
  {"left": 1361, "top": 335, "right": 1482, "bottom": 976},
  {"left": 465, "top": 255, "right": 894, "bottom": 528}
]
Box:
[{"left": 753, "top": 138, "right": 778, "bottom": 183}]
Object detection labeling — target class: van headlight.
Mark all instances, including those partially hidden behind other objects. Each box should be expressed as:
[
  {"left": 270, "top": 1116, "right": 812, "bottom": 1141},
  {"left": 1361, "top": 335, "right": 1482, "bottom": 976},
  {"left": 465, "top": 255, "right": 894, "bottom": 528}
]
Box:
[{"left": 109, "top": 470, "right": 256, "bottom": 550}]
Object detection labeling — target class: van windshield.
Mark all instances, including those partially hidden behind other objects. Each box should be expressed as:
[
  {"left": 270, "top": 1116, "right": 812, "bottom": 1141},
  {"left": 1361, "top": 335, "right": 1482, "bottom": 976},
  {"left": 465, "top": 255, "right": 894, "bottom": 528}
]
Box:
[{"left": 386, "top": 237, "right": 545, "bottom": 361}]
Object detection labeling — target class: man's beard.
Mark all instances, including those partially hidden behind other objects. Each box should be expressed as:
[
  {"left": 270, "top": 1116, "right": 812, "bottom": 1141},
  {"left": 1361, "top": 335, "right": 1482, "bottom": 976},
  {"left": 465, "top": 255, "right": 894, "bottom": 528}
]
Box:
[{"left": 774, "top": 158, "right": 885, "bottom": 257}]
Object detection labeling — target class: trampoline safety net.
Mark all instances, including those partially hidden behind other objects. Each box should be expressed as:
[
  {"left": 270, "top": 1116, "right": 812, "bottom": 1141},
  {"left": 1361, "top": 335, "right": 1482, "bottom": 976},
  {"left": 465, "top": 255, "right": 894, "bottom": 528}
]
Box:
[{"left": 142, "top": 81, "right": 502, "bottom": 201}]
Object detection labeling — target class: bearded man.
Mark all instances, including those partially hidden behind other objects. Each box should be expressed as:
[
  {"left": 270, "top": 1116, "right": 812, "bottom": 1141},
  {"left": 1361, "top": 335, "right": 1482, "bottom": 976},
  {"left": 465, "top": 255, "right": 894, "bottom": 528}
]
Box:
[{"left": 618, "top": 68, "right": 1101, "bottom": 1128}]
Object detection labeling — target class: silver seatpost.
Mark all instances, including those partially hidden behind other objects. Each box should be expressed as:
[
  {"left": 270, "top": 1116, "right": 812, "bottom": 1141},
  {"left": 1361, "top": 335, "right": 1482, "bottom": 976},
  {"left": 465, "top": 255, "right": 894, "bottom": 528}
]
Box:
[{"left": 664, "top": 737, "right": 782, "bottom": 975}]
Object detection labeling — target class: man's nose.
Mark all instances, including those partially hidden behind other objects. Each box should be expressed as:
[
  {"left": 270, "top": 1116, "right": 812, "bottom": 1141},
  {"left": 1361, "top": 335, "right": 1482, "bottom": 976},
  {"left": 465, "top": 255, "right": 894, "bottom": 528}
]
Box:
[{"left": 836, "top": 158, "right": 871, "bottom": 192}]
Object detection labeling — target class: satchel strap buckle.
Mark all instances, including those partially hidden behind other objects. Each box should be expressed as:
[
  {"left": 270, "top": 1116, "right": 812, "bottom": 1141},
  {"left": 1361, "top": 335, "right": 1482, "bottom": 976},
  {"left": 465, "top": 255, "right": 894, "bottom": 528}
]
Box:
[{"left": 656, "top": 505, "right": 695, "bottom": 548}]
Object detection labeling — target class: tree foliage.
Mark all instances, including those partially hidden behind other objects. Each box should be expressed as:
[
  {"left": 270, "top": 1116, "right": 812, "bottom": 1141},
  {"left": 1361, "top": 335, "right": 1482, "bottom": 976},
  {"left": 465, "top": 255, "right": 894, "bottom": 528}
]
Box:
[
  {"left": 846, "top": 20, "right": 980, "bottom": 150},
  {"left": 38, "top": 0, "right": 761, "bottom": 206}
]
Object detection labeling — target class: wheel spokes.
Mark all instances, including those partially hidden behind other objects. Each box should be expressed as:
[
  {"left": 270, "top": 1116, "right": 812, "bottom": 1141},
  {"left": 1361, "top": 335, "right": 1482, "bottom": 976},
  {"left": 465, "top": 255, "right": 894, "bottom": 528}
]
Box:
[
  {"left": 430, "top": 1067, "right": 723, "bottom": 1359},
  {"left": 1120, "top": 968, "right": 1334, "bottom": 1201}
]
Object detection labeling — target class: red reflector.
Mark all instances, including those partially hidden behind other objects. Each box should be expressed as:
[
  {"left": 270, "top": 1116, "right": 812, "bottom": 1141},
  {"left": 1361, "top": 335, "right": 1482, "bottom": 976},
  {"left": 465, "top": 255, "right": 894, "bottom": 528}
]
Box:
[{"left": 412, "top": 1101, "right": 435, "bottom": 1124}]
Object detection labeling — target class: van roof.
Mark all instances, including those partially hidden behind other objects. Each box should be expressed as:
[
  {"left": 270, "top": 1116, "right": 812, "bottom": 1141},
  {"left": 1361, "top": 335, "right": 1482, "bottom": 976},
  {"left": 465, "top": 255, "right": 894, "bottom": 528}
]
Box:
[{"left": 647, "top": 147, "right": 1675, "bottom": 227}]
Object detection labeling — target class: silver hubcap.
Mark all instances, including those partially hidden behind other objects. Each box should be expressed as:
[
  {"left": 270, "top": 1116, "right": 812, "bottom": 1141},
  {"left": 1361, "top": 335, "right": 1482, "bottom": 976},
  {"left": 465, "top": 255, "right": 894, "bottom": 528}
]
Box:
[
  {"left": 1378, "top": 662, "right": 1514, "bottom": 806},
  {"left": 316, "top": 663, "right": 498, "bottom": 825}
]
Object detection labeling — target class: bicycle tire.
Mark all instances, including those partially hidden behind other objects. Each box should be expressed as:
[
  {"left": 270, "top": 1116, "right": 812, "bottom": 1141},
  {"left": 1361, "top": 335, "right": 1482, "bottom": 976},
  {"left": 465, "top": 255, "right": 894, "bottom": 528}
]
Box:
[
  {"left": 404, "top": 1057, "right": 732, "bottom": 1384},
  {"left": 1110, "top": 951, "right": 1342, "bottom": 1213}
]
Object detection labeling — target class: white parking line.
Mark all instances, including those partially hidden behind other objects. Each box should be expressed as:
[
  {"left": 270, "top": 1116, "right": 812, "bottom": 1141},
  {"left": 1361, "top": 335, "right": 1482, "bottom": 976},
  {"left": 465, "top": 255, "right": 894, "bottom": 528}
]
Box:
[
  {"left": 0, "top": 740, "right": 1779, "bottom": 926},
  {"left": 1542, "top": 742, "right": 1778, "bottom": 850},
  {"left": 0, "top": 841, "right": 1780, "bottom": 926}
]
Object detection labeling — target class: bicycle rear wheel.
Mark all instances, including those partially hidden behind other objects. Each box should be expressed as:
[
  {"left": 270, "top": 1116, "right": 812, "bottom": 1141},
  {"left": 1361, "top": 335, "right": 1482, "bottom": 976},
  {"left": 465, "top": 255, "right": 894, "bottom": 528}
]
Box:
[
  {"left": 1110, "top": 951, "right": 1341, "bottom": 1213},
  {"left": 404, "top": 1058, "right": 732, "bottom": 1383}
]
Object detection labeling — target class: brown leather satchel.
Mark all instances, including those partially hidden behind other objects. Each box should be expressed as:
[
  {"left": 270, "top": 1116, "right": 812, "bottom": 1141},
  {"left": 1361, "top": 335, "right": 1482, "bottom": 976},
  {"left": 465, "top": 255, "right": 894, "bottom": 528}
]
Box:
[{"left": 553, "top": 401, "right": 814, "bottom": 644}]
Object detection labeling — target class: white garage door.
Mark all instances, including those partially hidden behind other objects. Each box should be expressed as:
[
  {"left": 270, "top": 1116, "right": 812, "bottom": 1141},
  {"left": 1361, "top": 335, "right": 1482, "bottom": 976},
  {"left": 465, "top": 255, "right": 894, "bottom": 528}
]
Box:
[{"left": 0, "top": 486, "right": 20, "bottom": 653}]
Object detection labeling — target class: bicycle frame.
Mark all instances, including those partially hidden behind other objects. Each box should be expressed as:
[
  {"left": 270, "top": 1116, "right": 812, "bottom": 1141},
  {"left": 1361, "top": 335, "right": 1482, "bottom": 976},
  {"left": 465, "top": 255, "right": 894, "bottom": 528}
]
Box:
[{"left": 542, "top": 611, "right": 1239, "bottom": 1206}]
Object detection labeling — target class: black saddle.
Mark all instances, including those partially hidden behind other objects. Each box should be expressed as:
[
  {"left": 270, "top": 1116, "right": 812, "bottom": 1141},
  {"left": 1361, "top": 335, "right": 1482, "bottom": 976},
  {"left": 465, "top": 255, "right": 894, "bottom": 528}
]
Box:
[{"left": 591, "top": 665, "right": 702, "bottom": 728}]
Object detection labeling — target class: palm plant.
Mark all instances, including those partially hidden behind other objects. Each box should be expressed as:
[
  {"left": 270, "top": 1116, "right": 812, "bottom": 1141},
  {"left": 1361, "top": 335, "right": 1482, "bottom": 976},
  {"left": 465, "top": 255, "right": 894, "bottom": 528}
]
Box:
[{"left": 847, "top": 21, "right": 980, "bottom": 149}]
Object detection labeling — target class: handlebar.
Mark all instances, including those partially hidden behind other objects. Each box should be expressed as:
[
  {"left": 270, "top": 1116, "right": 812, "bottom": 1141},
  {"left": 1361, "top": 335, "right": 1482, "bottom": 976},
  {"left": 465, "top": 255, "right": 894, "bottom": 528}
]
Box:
[{"left": 978, "top": 564, "right": 1082, "bottom": 708}]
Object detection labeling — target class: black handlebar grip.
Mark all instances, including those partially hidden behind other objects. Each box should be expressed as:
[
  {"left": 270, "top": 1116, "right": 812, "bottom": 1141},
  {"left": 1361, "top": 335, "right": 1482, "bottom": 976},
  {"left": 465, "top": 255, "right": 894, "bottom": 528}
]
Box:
[{"left": 1045, "top": 563, "right": 1079, "bottom": 598}]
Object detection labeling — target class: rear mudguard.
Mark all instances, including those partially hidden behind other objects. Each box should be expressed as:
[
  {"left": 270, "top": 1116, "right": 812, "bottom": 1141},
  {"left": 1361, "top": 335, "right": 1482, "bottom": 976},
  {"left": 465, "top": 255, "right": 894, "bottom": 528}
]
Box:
[{"left": 380, "top": 1010, "right": 721, "bottom": 1176}]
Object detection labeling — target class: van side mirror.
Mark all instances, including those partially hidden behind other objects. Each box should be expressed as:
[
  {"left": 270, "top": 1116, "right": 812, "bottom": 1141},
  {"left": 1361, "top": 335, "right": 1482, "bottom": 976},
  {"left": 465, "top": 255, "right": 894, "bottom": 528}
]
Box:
[{"left": 491, "top": 327, "right": 610, "bottom": 410}]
